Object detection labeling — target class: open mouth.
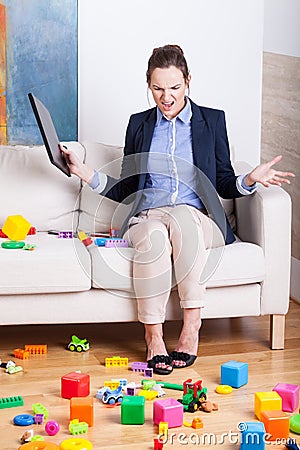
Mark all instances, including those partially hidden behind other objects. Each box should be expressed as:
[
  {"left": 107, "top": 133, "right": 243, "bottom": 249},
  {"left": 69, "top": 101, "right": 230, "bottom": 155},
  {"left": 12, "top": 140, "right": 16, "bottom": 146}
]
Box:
[{"left": 162, "top": 101, "right": 174, "bottom": 110}]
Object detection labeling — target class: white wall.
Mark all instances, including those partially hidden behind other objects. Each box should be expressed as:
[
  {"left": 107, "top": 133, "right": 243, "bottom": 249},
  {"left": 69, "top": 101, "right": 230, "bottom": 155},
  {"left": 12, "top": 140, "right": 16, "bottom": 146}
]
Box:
[
  {"left": 78, "top": 0, "right": 264, "bottom": 167},
  {"left": 264, "top": 0, "right": 300, "bottom": 57}
]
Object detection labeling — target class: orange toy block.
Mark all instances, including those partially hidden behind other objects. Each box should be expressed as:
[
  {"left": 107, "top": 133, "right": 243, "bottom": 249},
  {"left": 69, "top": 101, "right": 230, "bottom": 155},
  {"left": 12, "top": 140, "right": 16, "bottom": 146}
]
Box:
[
  {"left": 260, "top": 410, "right": 290, "bottom": 440},
  {"left": 24, "top": 345, "right": 47, "bottom": 355},
  {"left": 192, "top": 418, "right": 203, "bottom": 429},
  {"left": 13, "top": 348, "right": 30, "bottom": 360},
  {"left": 70, "top": 397, "right": 94, "bottom": 427},
  {"left": 2, "top": 215, "right": 31, "bottom": 240}
]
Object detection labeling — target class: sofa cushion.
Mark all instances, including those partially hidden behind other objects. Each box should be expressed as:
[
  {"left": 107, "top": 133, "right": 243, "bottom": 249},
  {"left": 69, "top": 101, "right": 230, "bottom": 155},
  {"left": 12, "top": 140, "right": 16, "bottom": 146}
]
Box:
[
  {"left": 0, "top": 141, "right": 84, "bottom": 231},
  {"left": 78, "top": 141, "right": 236, "bottom": 234},
  {"left": 89, "top": 241, "right": 264, "bottom": 292},
  {"left": 0, "top": 232, "right": 91, "bottom": 294}
]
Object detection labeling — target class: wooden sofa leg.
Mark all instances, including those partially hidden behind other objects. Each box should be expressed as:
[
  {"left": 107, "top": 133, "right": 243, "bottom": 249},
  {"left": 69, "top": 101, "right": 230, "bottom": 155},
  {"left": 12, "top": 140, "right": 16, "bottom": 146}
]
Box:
[{"left": 270, "top": 314, "right": 285, "bottom": 349}]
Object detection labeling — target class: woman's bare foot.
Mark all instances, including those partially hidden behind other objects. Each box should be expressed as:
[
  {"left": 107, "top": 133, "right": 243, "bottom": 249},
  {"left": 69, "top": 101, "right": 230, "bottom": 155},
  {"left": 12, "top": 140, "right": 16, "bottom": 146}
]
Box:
[
  {"left": 145, "top": 324, "right": 172, "bottom": 373},
  {"left": 171, "top": 308, "right": 201, "bottom": 368}
]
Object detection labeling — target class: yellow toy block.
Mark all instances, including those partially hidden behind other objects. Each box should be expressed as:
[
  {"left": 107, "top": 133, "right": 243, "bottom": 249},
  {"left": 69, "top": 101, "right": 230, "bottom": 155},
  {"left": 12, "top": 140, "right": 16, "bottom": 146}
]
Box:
[
  {"left": 159, "top": 421, "right": 168, "bottom": 436},
  {"left": 254, "top": 391, "right": 282, "bottom": 419},
  {"left": 105, "top": 356, "right": 128, "bottom": 367},
  {"left": 104, "top": 380, "right": 120, "bottom": 390},
  {"left": 2, "top": 215, "right": 31, "bottom": 240},
  {"left": 138, "top": 390, "right": 158, "bottom": 400},
  {"left": 78, "top": 231, "right": 87, "bottom": 241}
]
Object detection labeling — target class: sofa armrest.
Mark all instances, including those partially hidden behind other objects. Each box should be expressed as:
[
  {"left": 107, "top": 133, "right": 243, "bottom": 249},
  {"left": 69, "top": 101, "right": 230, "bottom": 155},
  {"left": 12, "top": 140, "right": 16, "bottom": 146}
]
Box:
[{"left": 234, "top": 168, "right": 292, "bottom": 315}]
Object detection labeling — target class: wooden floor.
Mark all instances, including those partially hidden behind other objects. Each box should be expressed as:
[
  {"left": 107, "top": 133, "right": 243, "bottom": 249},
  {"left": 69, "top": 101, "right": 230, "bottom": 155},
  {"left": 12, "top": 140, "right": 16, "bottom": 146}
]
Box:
[{"left": 0, "top": 301, "right": 299, "bottom": 450}]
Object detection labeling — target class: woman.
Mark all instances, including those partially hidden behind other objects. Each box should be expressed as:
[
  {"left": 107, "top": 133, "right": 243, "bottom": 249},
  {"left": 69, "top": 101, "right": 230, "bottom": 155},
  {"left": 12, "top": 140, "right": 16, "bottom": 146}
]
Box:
[{"left": 62, "top": 45, "right": 294, "bottom": 375}]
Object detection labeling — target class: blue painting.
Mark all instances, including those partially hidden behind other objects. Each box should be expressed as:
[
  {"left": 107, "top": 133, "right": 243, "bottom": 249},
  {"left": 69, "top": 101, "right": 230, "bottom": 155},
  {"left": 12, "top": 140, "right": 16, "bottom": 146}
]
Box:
[{"left": 3, "top": 0, "right": 77, "bottom": 145}]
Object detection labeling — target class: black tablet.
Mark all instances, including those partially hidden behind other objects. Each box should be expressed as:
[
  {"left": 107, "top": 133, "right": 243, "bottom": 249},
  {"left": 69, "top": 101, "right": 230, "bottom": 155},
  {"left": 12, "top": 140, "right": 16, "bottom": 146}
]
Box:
[{"left": 28, "top": 93, "right": 71, "bottom": 177}]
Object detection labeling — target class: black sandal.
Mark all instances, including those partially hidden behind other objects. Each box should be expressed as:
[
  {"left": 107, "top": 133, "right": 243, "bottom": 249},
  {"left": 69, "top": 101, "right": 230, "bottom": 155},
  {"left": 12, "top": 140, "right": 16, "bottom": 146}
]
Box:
[
  {"left": 169, "top": 351, "right": 197, "bottom": 369},
  {"left": 147, "top": 355, "right": 173, "bottom": 375}
]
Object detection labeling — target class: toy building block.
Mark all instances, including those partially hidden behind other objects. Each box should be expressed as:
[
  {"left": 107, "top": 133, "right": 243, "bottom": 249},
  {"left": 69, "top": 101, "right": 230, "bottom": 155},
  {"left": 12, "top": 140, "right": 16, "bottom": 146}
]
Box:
[
  {"left": 32, "top": 403, "right": 49, "bottom": 419},
  {"left": 69, "top": 419, "right": 88, "bottom": 435},
  {"left": 126, "top": 386, "right": 136, "bottom": 396},
  {"left": 104, "top": 380, "right": 120, "bottom": 390},
  {"left": 240, "top": 421, "right": 266, "bottom": 450},
  {"left": 144, "top": 368, "right": 154, "bottom": 377},
  {"left": 58, "top": 231, "right": 74, "bottom": 238},
  {"left": 153, "top": 398, "right": 183, "bottom": 428},
  {"left": 70, "top": 397, "right": 94, "bottom": 427},
  {"left": 254, "top": 391, "right": 282, "bottom": 420},
  {"left": 192, "top": 417, "right": 203, "bottom": 429},
  {"left": 138, "top": 390, "right": 158, "bottom": 400},
  {"left": 14, "top": 348, "right": 30, "bottom": 359},
  {"left": 25, "top": 344, "right": 47, "bottom": 355},
  {"left": 2, "top": 214, "right": 31, "bottom": 240},
  {"left": 132, "top": 361, "right": 148, "bottom": 372},
  {"left": 0, "top": 395, "right": 24, "bottom": 409},
  {"left": 78, "top": 231, "right": 88, "bottom": 241},
  {"left": 154, "top": 438, "right": 164, "bottom": 450},
  {"left": 273, "top": 383, "right": 299, "bottom": 412},
  {"left": 121, "top": 395, "right": 145, "bottom": 425},
  {"left": 34, "top": 414, "right": 44, "bottom": 424},
  {"left": 142, "top": 379, "right": 156, "bottom": 390},
  {"left": 159, "top": 421, "right": 168, "bottom": 436},
  {"left": 290, "top": 413, "right": 300, "bottom": 434},
  {"left": 61, "top": 371, "right": 90, "bottom": 399},
  {"left": 221, "top": 360, "right": 248, "bottom": 388},
  {"left": 105, "top": 238, "right": 128, "bottom": 248},
  {"left": 6, "top": 365, "right": 23, "bottom": 374},
  {"left": 105, "top": 356, "right": 128, "bottom": 367},
  {"left": 260, "top": 410, "right": 289, "bottom": 440},
  {"left": 113, "top": 378, "right": 127, "bottom": 387}
]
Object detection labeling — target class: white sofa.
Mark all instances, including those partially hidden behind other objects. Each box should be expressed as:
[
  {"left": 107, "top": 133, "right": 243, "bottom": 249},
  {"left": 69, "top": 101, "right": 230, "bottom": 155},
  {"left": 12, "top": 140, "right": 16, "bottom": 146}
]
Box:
[{"left": 0, "top": 141, "right": 292, "bottom": 349}]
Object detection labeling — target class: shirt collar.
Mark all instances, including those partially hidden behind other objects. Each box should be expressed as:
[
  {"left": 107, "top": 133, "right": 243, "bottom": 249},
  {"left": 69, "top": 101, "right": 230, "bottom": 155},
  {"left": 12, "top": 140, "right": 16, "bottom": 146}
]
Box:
[{"left": 156, "top": 97, "right": 192, "bottom": 126}]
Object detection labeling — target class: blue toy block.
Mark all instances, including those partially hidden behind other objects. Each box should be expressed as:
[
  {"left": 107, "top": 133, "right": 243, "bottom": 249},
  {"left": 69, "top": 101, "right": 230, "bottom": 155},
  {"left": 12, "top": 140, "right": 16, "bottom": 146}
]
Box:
[
  {"left": 240, "top": 422, "right": 266, "bottom": 450},
  {"left": 221, "top": 360, "right": 248, "bottom": 388}
]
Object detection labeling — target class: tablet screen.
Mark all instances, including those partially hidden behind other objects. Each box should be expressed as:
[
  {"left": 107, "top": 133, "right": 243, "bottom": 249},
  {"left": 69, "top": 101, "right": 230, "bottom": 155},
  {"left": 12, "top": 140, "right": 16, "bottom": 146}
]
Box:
[{"left": 28, "top": 93, "right": 71, "bottom": 177}]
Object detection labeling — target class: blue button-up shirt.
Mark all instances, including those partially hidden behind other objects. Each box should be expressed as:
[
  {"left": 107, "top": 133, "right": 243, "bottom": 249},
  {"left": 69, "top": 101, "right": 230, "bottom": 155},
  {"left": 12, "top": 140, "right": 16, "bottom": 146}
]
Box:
[{"left": 139, "top": 99, "right": 204, "bottom": 211}]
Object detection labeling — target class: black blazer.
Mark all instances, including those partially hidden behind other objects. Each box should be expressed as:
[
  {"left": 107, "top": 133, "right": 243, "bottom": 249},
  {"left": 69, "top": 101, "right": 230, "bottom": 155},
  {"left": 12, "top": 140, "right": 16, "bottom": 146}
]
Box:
[{"left": 103, "top": 99, "right": 244, "bottom": 244}]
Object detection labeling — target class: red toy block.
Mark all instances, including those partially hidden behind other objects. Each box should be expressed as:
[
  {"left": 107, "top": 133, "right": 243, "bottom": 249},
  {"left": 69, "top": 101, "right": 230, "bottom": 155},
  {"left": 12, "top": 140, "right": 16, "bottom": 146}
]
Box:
[
  {"left": 154, "top": 438, "right": 164, "bottom": 450},
  {"left": 61, "top": 372, "right": 90, "bottom": 399},
  {"left": 70, "top": 397, "right": 94, "bottom": 426}
]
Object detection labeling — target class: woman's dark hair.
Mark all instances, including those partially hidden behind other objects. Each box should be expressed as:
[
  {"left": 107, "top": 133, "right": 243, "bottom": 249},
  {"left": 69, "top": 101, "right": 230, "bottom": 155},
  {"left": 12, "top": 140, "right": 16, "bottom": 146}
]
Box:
[{"left": 146, "top": 44, "right": 190, "bottom": 85}]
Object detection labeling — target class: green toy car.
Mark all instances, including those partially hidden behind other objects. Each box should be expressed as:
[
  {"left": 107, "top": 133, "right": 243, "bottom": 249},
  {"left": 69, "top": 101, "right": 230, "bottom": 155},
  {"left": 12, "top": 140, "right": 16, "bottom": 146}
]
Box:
[{"left": 67, "top": 335, "right": 90, "bottom": 352}]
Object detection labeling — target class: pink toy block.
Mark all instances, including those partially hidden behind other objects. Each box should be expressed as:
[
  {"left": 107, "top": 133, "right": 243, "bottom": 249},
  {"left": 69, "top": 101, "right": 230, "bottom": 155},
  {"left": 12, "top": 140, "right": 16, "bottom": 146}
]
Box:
[
  {"left": 61, "top": 371, "right": 90, "bottom": 399},
  {"left": 153, "top": 398, "right": 183, "bottom": 428},
  {"left": 273, "top": 383, "right": 299, "bottom": 412}
]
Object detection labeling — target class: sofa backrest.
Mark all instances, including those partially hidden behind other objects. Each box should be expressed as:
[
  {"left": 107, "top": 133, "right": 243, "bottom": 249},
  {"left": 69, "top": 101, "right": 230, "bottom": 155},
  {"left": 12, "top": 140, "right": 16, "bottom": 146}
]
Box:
[
  {"left": 0, "top": 142, "right": 84, "bottom": 231},
  {"left": 79, "top": 141, "right": 236, "bottom": 234}
]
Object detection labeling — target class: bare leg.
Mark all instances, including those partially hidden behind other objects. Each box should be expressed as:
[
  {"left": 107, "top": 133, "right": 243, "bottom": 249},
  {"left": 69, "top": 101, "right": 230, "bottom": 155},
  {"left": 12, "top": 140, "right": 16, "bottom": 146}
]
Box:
[
  {"left": 145, "top": 323, "right": 172, "bottom": 371},
  {"left": 172, "top": 308, "right": 202, "bottom": 367}
]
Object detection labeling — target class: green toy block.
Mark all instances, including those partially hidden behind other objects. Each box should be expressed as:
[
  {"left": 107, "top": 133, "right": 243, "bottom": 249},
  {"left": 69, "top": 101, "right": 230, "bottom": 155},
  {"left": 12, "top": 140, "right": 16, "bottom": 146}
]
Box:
[
  {"left": 0, "top": 395, "right": 24, "bottom": 409},
  {"left": 32, "top": 402, "right": 49, "bottom": 419},
  {"left": 121, "top": 395, "right": 145, "bottom": 425},
  {"left": 2, "top": 215, "right": 31, "bottom": 240}
]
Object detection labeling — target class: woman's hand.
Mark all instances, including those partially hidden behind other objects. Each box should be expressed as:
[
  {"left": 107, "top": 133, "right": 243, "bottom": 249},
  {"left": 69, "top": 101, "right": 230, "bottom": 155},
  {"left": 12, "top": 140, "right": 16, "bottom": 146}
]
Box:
[
  {"left": 60, "top": 145, "right": 94, "bottom": 183},
  {"left": 244, "top": 155, "right": 295, "bottom": 188}
]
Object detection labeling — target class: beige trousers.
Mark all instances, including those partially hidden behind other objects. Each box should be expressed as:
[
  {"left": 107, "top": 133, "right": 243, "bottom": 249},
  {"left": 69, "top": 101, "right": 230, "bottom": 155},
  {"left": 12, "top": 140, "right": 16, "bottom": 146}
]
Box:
[{"left": 124, "top": 205, "right": 225, "bottom": 324}]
